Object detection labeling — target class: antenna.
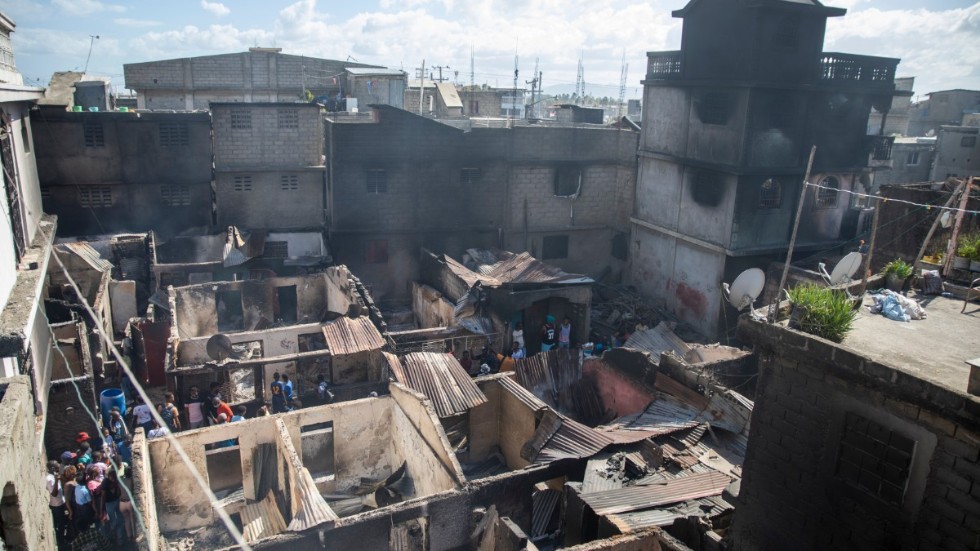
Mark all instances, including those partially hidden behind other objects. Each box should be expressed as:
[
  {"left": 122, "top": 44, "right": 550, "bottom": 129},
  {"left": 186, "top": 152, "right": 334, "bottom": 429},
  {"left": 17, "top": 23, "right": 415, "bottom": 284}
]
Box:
[
  {"left": 83, "top": 35, "right": 100, "bottom": 74},
  {"left": 575, "top": 51, "right": 584, "bottom": 103},
  {"left": 470, "top": 45, "right": 475, "bottom": 88},
  {"left": 512, "top": 49, "right": 519, "bottom": 119},
  {"left": 526, "top": 57, "right": 539, "bottom": 120},
  {"left": 818, "top": 252, "right": 863, "bottom": 286},
  {"left": 618, "top": 50, "right": 628, "bottom": 118},
  {"left": 722, "top": 268, "right": 766, "bottom": 319}
]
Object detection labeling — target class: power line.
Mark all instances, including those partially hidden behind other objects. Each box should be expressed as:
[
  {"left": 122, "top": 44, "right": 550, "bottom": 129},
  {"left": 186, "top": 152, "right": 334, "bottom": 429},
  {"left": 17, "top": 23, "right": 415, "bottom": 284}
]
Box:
[
  {"left": 804, "top": 181, "right": 980, "bottom": 215},
  {"left": 49, "top": 250, "right": 252, "bottom": 550}
]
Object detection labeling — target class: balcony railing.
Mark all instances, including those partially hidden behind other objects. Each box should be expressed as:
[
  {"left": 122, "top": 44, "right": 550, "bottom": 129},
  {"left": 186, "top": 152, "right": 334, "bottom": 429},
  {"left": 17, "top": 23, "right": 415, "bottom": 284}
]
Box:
[
  {"left": 819, "top": 53, "right": 898, "bottom": 87},
  {"left": 868, "top": 135, "right": 895, "bottom": 161},
  {"left": 646, "top": 51, "right": 683, "bottom": 80}
]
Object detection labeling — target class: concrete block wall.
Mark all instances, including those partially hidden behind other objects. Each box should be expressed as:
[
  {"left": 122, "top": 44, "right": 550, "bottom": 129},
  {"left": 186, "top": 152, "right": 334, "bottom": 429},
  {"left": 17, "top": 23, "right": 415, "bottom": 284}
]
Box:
[
  {"left": 45, "top": 375, "right": 100, "bottom": 459},
  {"left": 733, "top": 319, "right": 980, "bottom": 551},
  {"left": 215, "top": 170, "right": 324, "bottom": 229},
  {"left": 213, "top": 104, "right": 323, "bottom": 169}
]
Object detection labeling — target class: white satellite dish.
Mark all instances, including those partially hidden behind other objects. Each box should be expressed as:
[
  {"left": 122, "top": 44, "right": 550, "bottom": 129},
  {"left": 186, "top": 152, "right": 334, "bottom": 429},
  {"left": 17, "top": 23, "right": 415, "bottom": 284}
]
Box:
[
  {"left": 722, "top": 268, "right": 766, "bottom": 315},
  {"left": 818, "top": 252, "right": 862, "bottom": 286}
]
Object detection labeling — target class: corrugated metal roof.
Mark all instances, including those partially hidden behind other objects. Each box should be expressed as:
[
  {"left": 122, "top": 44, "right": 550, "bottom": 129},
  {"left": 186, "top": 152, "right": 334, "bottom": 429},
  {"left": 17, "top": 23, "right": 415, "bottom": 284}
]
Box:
[
  {"left": 597, "top": 393, "right": 702, "bottom": 440},
  {"left": 392, "top": 351, "right": 488, "bottom": 418},
  {"left": 695, "top": 390, "right": 753, "bottom": 434},
  {"left": 623, "top": 322, "right": 692, "bottom": 363},
  {"left": 445, "top": 248, "right": 592, "bottom": 288},
  {"left": 59, "top": 242, "right": 112, "bottom": 272},
  {"left": 242, "top": 491, "right": 287, "bottom": 543},
  {"left": 514, "top": 349, "right": 581, "bottom": 409},
  {"left": 321, "top": 316, "right": 385, "bottom": 356},
  {"left": 532, "top": 489, "right": 561, "bottom": 537},
  {"left": 535, "top": 415, "right": 614, "bottom": 464},
  {"left": 583, "top": 455, "right": 627, "bottom": 493},
  {"left": 497, "top": 376, "right": 548, "bottom": 412},
  {"left": 287, "top": 466, "right": 340, "bottom": 530},
  {"left": 605, "top": 494, "right": 733, "bottom": 533},
  {"left": 579, "top": 471, "right": 732, "bottom": 515}
]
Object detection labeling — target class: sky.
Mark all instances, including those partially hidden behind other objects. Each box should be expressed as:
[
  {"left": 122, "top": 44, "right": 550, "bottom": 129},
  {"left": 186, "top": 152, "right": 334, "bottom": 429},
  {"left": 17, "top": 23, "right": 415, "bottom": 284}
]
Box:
[{"left": 4, "top": 0, "right": 979, "bottom": 101}]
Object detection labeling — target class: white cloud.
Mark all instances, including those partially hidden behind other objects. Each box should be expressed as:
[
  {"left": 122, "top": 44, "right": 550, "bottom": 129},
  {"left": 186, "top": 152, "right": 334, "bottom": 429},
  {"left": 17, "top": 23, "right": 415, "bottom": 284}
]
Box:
[
  {"left": 113, "top": 18, "right": 162, "bottom": 28},
  {"left": 825, "top": 3, "right": 980, "bottom": 96},
  {"left": 51, "top": 0, "right": 125, "bottom": 16},
  {"left": 129, "top": 25, "right": 273, "bottom": 59},
  {"left": 201, "top": 0, "right": 231, "bottom": 17}
]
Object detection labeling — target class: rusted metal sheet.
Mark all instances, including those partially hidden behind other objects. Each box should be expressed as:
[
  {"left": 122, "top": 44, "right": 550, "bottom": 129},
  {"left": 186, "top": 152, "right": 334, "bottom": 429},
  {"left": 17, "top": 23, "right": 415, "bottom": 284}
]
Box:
[
  {"left": 394, "top": 351, "right": 488, "bottom": 418},
  {"left": 521, "top": 409, "right": 564, "bottom": 462},
  {"left": 605, "top": 495, "right": 733, "bottom": 533},
  {"left": 623, "top": 322, "right": 692, "bottom": 363},
  {"left": 597, "top": 393, "right": 702, "bottom": 440},
  {"left": 579, "top": 471, "right": 732, "bottom": 515},
  {"left": 535, "top": 415, "right": 614, "bottom": 464},
  {"left": 497, "top": 376, "right": 548, "bottom": 412},
  {"left": 242, "top": 491, "right": 287, "bottom": 543},
  {"left": 446, "top": 248, "right": 593, "bottom": 288},
  {"left": 514, "top": 349, "right": 581, "bottom": 409},
  {"left": 695, "top": 390, "right": 754, "bottom": 433},
  {"left": 583, "top": 454, "right": 628, "bottom": 493},
  {"left": 321, "top": 316, "right": 385, "bottom": 356},
  {"left": 531, "top": 489, "right": 561, "bottom": 538},
  {"left": 60, "top": 242, "right": 112, "bottom": 272}
]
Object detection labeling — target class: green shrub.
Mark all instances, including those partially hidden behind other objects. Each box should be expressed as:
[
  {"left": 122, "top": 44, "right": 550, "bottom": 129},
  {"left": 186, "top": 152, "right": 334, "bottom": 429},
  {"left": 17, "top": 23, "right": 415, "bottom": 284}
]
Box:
[
  {"left": 786, "top": 283, "right": 857, "bottom": 343},
  {"left": 883, "top": 258, "right": 914, "bottom": 279},
  {"left": 958, "top": 233, "right": 980, "bottom": 261}
]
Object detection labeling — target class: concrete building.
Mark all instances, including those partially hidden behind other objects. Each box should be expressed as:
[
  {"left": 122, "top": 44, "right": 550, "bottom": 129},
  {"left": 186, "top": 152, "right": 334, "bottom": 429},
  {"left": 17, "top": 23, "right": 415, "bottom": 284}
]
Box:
[
  {"left": 930, "top": 125, "right": 980, "bottom": 181},
  {"left": 325, "top": 105, "right": 637, "bottom": 303},
  {"left": 33, "top": 109, "right": 213, "bottom": 236},
  {"left": 123, "top": 48, "right": 381, "bottom": 110},
  {"left": 908, "top": 89, "right": 980, "bottom": 137},
  {"left": 344, "top": 68, "right": 407, "bottom": 111},
  {"left": 629, "top": 0, "right": 899, "bottom": 338},
  {"left": 868, "top": 76, "right": 915, "bottom": 136},
  {"left": 212, "top": 102, "right": 326, "bottom": 230},
  {"left": 873, "top": 136, "right": 936, "bottom": 188},
  {"left": 0, "top": 12, "right": 58, "bottom": 548},
  {"left": 732, "top": 295, "right": 980, "bottom": 551}
]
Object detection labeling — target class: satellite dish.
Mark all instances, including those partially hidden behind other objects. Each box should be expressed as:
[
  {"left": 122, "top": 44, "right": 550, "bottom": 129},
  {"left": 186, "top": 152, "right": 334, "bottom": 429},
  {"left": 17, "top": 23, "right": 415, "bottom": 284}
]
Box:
[
  {"left": 722, "top": 268, "right": 766, "bottom": 313},
  {"left": 819, "top": 252, "right": 862, "bottom": 286},
  {"left": 206, "top": 334, "right": 233, "bottom": 362}
]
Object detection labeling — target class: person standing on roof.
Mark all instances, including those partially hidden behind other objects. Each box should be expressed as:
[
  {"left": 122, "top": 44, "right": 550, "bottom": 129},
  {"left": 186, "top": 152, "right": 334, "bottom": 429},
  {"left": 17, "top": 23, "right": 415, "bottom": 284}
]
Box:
[
  {"left": 131, "top": 398, "right": 153, "bottom": 436},
  {"left": 270, "top": 383, "right": 288, "bottom": 414},
  {"left": 540, "top": 316, "right": 557, "bottom": 352},
  {"left": 559, "top": 317, "right": 572, "bottom": 349},
  {"left": 281, "top": 374, "right": 294, "bottom": 409}
]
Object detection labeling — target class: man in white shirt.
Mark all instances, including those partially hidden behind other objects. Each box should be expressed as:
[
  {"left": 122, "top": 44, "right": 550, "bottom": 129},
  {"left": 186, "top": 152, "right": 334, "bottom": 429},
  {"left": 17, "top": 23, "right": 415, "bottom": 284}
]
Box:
[
  {"left": 131, "top": 399, "right": 154, "bottom": 435},
  {"left": 46, "top": 460, "right": 67, "bottom": 547},
  {"left": 147, "top": 421, "right": 170, "bottom": 439},
  {"left": 184, "top": 386, "right": 206, "bottom": 429}
]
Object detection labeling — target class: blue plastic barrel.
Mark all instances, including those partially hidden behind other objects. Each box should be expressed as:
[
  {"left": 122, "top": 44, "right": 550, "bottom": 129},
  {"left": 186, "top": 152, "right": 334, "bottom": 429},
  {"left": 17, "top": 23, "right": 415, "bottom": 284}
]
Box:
[{"left": 100, "top": 388, "right": 126, "bottom": 427}]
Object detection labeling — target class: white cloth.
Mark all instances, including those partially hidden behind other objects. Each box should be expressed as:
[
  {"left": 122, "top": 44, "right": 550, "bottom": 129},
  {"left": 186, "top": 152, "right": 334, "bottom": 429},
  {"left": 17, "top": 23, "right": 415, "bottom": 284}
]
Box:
[
  {"left": 133, "top": 404, "right": 153, "bottom": 425},
  {"left": 46, "top": 473, "right": 64, "bottom": 507},
  {"left": 186, "top": 401, "right": 204, "bottom": 424},
  {"left": 147, "top": 427, "right": 169, "bottom": 439},
  {"left": 512, "top": 329, "right": 524, "bottom": 349}
]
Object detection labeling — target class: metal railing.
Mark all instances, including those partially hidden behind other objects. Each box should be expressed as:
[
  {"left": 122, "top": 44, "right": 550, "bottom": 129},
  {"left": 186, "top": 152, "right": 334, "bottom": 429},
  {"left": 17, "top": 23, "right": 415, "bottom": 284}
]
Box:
[
  {"left": 819, "top": 53, "right": 897, "bottom": 86},
  {"left": 646, "top": 51, "right": 683, "bottom": 80}
]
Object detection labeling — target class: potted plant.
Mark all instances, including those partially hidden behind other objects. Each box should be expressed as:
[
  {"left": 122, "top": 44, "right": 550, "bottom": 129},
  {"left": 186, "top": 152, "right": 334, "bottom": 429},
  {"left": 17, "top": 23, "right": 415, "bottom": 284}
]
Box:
[
  {"left": 883, "top": 259, "right": 914, "bottom": 292},
  {"left": 955, "top": 234, "right": 976, "bottom": 270},
  {"left": 786, "top": 283, "right": 857, "bottom": 343},
  {"left": 964, "top": 234, "right": 980, "bottom": 273}
]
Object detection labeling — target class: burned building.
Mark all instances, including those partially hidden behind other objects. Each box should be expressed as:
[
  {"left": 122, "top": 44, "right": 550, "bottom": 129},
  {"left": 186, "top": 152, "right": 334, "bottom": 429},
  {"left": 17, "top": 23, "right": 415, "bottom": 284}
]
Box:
[
  {"left": 122, "top": 48, "right": 382, "bottom": 110},
  {"left": 629, "top": 0, "right": 899, "bottom": 338},
  {"left": 733, "top": 295, "right": 980, "bottom": 551},
  {"left": 32, "top": 109, "right": 212, "bottom": 236},
  {"left": 326, "top": 105, "right": 637, "bottom": 303},
  {"left": 212, "top": 102, "right": 326, "bottom": 230},
  {"left": 166, "top": 267, "right": 389, "bottom": 407}
]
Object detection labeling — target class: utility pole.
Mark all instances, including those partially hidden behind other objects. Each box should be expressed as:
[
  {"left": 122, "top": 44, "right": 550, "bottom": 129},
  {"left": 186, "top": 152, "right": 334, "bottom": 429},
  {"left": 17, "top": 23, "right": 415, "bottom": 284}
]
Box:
[
  {"left": 432, "top": 65, "right": 450, "bottom": 82},
  {"left": 618, "top": 51, "right": 628, "bottom": 118},
  {"left": 512, "top": 52, "right": 519, "bottom": 119},
  {"left": 417, "top": 59, "right": 426, "bottom": 115},
  {"left": 575, "top": 52, "right": 584, "bottom": 104},
  {"left": 470, "top": 45, "right": 475, "bottom": 88},
  {"left": 526, "top": 58, "right": 539, "bottom": 120}
]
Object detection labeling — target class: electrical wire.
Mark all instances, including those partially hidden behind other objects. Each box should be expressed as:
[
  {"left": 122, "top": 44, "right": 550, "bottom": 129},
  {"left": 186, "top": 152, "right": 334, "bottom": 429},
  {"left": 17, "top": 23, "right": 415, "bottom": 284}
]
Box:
[
  {"left": 49, "top": 249, "right": 252, "bottom": 550},
  {"left": 805, "top": 181, "right": 980, "bottom": 215}
]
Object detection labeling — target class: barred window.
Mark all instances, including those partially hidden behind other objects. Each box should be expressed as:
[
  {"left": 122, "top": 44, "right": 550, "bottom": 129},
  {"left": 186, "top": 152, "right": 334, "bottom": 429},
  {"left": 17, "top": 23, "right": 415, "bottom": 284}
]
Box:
[
  {"left": 79, "top": 187, "right": 112, "bottom": 207},
  {"left": 161, "top": 185, "right": 190, "bottom": 206},
  {"left": 264, "top": 241, "right": 288, "bottom": 258},
  {"left": 278, "top": 109, "right": 299, "bottom": 129},
  {"left": 233, "top": 175, "right": 253, "bottom": 192},
  {"left": 816, "top": 176, "right": 840, "bottom": 208},
  {"left": 460, "top": 168, "right": 481, "bottom": 185},
  {"left": 280, "top": 174, "right": 299, "bottom": 191},
  {"left": 836, "top": 412, "right": 915, "bottom": 506},
  {"left": 366, "top": 169, "right": 387, "bottom": 193},
  {"left": 230, "top": 109, "right": 252, "bottom": 130},
  {"left": 83, "top": 123, "right": 104, "bottom": 147},
  {"left": 759, "top": 178, "right": 782, "bottom": 209},
  {"left": 159, "top": 124, "right": 189, "bottom": 147}
]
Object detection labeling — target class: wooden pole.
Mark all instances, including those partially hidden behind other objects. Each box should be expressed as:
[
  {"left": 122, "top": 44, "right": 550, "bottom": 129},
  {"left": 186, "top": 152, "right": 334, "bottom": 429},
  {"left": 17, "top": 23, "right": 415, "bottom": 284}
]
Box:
[
  {"left": 914, "top": 179, "right": 966, "bottom": 269},
  {"left": 769, "top": 145, "right": 817, "bottom": 322},
  {"left": 859, "top": 197, "right": 881, "bottom": 295},
  {"left": 943, "top": 177, "right": 974, "bottom": 277}
]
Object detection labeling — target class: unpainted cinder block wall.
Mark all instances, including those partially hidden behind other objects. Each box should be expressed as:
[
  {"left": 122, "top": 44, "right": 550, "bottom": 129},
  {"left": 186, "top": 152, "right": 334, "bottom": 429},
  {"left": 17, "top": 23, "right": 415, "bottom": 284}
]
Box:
[
  {"left": 732, "top": 320, "right": 980, "bottom": 551},
  {"left": 0, "top": 377, "right": 56, "bottom": 550}
]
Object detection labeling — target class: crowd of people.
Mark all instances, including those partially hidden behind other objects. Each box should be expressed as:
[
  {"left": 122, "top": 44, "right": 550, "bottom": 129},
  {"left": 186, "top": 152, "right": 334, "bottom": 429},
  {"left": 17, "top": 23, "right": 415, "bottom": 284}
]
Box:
[{"left": 48, "top": 430, "right": 135, "bottom": 550}]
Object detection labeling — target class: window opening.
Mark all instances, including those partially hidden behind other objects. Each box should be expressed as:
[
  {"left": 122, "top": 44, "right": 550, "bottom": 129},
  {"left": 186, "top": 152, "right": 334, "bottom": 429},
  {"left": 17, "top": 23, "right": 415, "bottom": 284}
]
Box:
[
  {"left": 161, "top": 185, "right": 190, "bottom": 206},
  {"left": 759, "top": 178, "right": 782, "bottom": 209},
  {"left": 79, "top": 187, "right": 112, "bottom": 208},
  {"left": 230, "top": 109, "right": 252, "bottom": 129},
  {"left": 216, "top": 290, "right": 244, "bottom": 332},
  {"left": 301, "top": 421, "right": 335, "bottom": 479},
  {"left": 280, "top": 174, "right": 299, "bottom": 191},
  {"left": 554, "top": 166, "right": 582, "bottom": 197},
  {"left": 233, "top": 175, "right": 252, "bottom": 192},
  {"left": 816, "top": 176, "right": 840, "bottom": 208},
  {"left": 278, "top": 109, "right": 299, "bottom": 129},
  {"left": 159, "top": 124, "right": 189, "bottom": 147},
  {"left": 83, "top": 123, "right": 104, "bottom": 147},
  {"left": 275, "top": 285, "right": 298, "bottom": 324},
  {"left": 835, "top": 412, "right": 915, "bottom": 506}
]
